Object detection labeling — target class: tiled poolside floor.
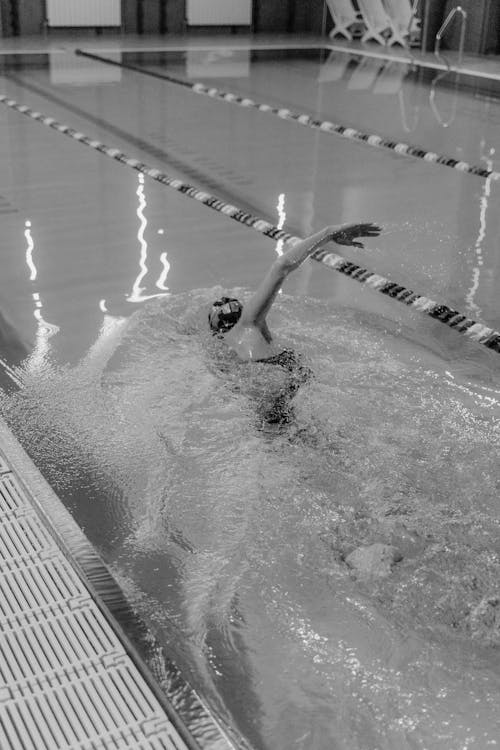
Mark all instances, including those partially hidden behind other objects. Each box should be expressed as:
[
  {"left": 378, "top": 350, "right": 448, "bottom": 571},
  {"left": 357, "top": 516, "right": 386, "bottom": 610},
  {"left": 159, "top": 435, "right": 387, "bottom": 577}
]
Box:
[{"left": 0, "top": 419, "right": 191, "bottom": 750}]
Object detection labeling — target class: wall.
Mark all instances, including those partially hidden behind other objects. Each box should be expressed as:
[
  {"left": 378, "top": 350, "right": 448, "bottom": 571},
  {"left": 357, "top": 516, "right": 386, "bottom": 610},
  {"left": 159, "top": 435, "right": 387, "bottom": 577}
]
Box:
[
  {"left": 252, "top": 0, "right": 324, "bottom": 34},
  {"left": 288, "top": 0, "right": 325, "bottom": 34},
  {"left": 252, "top": 0, "right": 289, "bottom": 33},
  {"left": 444, "top": 0, "right": 500, "bottom": 55},
  {"left": 0, "top": 0, "right": 186, "bottom": 35},
  {"left": 0, "top": 0, "right": 327, "bottom": 36},
  {"left": 2, "top": 0, "right": 497, "bottom": 46},
  {"left": 132, "top": 0, "right": 184, "bottom": 35},
  {"left": 0, "top": 0, "right": 15, "bottom": 35},
  {"left": 1, "top": 0, "right": 48, "bottom": 34},
  {"left": 18, "top": 0, "right": 44, "bottom": 34}
]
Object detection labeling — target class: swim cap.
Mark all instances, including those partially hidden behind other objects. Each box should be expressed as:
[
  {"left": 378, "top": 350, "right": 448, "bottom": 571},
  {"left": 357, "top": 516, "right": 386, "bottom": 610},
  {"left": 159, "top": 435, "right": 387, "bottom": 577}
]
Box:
[{"left": 208, "top": 297, "right": 242, "bottom": 333}]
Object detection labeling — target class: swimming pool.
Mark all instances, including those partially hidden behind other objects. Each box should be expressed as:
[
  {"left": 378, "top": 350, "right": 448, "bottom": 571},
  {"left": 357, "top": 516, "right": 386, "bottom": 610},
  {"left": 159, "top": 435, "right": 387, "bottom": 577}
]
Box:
[{"left": 1, "top": 43, "right": 500, "bottom": 749}]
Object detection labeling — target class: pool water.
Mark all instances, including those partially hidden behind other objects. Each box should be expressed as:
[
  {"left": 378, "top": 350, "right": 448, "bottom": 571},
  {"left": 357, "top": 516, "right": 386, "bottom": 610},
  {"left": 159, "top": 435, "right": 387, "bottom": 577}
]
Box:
[{"left": 1, "top": 45, "right": 500, "bottom": 749}]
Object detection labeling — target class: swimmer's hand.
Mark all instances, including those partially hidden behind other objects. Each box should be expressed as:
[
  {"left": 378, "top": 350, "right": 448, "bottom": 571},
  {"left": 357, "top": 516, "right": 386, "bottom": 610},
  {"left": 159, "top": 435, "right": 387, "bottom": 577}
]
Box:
[{"left": 332, "top": 223, "right": 381, "bottom": 249}]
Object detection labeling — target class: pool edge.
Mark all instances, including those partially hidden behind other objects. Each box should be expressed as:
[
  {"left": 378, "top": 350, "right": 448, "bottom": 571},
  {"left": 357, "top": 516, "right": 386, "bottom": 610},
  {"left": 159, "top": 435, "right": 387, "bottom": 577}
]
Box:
[{"left": 0, "top": 413, "right": 241, "bottom": 750}]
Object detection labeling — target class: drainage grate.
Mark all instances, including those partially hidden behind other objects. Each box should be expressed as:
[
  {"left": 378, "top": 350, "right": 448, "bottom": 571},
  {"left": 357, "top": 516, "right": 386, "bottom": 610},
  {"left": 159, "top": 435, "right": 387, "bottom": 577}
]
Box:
[
  {"left": 0, "top": 473, "right": 32, "bottom": 516},
  {"left": 0, "top": 514, "right": 58, "bottom": 565},
  {"left": 0, "top": 461, "right": 191, "bottom": 750},
  {"left": 0, "top": 666, "right": 186, "bottom": 748},
  {"left": 0, "top": 607, "right": 122, "bottom": 687},
  {"left": 0, "top": 558, "right": 88, "bottom": 620}
]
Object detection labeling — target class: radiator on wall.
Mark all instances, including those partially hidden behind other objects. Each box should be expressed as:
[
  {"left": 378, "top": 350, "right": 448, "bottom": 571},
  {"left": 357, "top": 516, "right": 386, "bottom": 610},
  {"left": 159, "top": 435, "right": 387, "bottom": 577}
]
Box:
[
  {"left": 46, "top": 0, "right": 121, "bottom": 27},
  {"left": 186, "top": 0, "right": 252, "bottom": 25}
]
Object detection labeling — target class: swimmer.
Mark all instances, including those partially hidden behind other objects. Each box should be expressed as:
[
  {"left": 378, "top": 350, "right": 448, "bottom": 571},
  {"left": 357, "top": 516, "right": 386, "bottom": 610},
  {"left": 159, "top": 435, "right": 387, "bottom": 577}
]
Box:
[
  {"left": 209, "top": 222, "right": 381, "bottom": 426},
  {"left": 208, "top": 223, "right": 381, "bottom": 361}
]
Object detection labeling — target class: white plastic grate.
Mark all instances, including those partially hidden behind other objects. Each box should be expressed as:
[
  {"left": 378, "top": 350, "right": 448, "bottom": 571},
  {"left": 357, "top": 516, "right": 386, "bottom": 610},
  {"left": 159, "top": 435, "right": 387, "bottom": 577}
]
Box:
[
  {"left": 0, "top": 474, "right": 32, "bottom": 517},
  {"left": 0, "top": 662, "right": 184, "bottom": 750},
  {"left": 0, "top": 514, "right": 58, "bottom": 565},
  {"left": 0, "top": 558, "right": 87, "bottom": 620},
  {"left": 0, "top": 451, "right": 192, "bottom": 750},
  {"left": 0, "top": 607, "right": 122, "bottom": 687}
]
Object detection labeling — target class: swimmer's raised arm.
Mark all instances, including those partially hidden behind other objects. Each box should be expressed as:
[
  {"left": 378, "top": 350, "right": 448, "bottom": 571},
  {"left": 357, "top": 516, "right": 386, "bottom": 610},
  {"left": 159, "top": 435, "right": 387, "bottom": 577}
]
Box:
[
  {"left": 208, "top": 223, "right": 381, "bottom": 358},
  {"left": 240, "top": 223, "right": 381, "bottom": 329}
]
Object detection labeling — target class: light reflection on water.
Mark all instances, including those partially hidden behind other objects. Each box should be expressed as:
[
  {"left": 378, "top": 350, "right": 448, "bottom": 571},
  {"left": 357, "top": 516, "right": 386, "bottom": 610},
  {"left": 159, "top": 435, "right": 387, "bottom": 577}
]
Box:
[
  {"left": 466, "top": 147, "right": 495, "bottom": 318},
  {"left": 1, "top": 290, "right": 500, "bottom": 750},
  {"left": 127, "top": 172, "right": 172, "bottom": 304},
  {"left": 23, "top": 219, "right": 59, "bottom": 375}
]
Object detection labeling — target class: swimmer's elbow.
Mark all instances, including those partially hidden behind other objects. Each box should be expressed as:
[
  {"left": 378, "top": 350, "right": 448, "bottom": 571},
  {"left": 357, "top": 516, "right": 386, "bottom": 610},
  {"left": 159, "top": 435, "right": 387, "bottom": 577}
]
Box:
[{"left": 274, "top": 253, "right": 298, "bottom": 274}]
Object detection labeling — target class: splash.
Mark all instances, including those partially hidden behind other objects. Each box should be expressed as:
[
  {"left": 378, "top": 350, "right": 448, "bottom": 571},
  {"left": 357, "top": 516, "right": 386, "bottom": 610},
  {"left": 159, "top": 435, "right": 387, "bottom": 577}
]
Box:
[{"left": 1, "top": 289, "right": 500, "bottom": 750}]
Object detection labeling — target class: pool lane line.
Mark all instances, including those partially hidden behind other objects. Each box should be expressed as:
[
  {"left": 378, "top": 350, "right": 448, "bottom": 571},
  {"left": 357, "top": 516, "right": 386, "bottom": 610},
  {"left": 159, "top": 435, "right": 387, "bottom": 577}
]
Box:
[
  {"left": 3, "top": 69, "right": 267, "bottom": 227},
  {"left": 75, "top": 48, "right": 500, "bottom": 183},
  {"left": 1, "top": 93, "right": 499, "bottom": 356}
]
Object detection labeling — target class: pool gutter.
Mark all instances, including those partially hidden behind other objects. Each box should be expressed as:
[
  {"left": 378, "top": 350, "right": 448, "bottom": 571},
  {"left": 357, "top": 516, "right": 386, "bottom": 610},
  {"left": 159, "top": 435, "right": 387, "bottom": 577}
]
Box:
[{"left": 0, "top": 415, "right": 241, "bottom": 750}]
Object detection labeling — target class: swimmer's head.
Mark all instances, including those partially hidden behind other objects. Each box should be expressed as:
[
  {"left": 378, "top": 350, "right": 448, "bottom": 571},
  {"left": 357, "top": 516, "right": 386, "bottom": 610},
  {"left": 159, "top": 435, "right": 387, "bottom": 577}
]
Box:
[{"left": 208, "top": 297, "right": 243, "bottom": 334}]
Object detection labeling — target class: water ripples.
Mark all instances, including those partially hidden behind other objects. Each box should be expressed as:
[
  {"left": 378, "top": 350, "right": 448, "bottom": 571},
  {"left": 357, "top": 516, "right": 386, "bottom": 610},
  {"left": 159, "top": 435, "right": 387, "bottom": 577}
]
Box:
[{"left": 1, "top": 289, "right": 500, "bottom": 749}]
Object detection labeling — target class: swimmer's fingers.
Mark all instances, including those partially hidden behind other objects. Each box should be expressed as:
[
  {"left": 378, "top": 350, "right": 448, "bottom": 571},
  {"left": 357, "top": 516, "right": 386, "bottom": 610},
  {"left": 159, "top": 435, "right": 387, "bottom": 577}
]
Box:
[
  {"left": 332, "top": 235, "right": 361, "bottom": 247},
  {"left": 358, "top": 223, "right": 382, "bottom": 236},
  {"left": 334, "top": 238, "right": 364, "bottom": 248},
  {"left": 332, "top": 223, "right": 382, "bottom": 247}
]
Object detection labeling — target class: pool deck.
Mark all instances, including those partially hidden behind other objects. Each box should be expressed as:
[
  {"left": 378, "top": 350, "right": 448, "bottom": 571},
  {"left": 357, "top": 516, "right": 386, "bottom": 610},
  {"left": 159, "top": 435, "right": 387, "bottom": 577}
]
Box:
[{"left": 0, "top": 415, "right": 195, "bottom": 750}]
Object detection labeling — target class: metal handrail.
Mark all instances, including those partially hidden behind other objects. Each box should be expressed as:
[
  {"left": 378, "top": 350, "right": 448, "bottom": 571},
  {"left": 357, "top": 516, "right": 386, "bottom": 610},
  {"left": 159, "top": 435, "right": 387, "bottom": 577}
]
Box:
[{"left": 434, "top": 5, "right": 467, "bottom": 66}]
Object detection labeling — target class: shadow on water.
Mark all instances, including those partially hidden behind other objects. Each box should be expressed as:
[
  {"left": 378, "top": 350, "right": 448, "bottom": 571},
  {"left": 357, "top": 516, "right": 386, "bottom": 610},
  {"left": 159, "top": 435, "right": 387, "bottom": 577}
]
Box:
[{"left": 1, "top": 288, "right": 500, "bottom": 750}]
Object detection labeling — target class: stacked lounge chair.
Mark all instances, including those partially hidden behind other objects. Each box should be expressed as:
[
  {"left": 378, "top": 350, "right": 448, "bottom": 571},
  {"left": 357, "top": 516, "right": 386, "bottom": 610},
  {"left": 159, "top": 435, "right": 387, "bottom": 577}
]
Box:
[
  {"left": 326, "top": 0, "right": 364, "bottom": 41},
  {"left": 382, "top": 0, "right": 421, "bottom": 46},
  {"left": 326, "top": 0, "right": 420, "bottom": 47}
]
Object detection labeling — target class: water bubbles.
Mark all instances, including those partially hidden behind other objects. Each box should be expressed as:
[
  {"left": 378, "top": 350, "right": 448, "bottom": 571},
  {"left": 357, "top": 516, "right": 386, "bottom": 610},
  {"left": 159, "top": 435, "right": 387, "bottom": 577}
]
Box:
[{"left": 2, "top": 289, "right": 500, "bottom": 748}]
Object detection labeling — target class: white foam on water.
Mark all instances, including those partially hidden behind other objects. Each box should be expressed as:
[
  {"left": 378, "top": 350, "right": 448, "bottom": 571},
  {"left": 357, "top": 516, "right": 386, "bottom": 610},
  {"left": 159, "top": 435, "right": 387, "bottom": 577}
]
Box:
[{"left": 1, "top": 289, "right": 500, "bottom": 750}]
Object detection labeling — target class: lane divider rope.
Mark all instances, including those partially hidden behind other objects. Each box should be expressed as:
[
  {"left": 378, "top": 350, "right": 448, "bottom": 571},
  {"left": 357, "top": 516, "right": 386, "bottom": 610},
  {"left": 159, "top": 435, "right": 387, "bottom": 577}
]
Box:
[
  {"left": 1, "top": 93, "right": 499, "bottom": 355},
  {"left": 75, "top": 48, "right": 500, "bottom": 183}
]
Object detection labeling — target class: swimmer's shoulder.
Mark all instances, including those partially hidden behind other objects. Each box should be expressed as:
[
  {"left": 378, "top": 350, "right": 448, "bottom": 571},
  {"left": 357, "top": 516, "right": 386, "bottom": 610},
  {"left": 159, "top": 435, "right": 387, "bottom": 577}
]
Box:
[{"left": 223, "top": 323, "right": 279, "bottom": 362}]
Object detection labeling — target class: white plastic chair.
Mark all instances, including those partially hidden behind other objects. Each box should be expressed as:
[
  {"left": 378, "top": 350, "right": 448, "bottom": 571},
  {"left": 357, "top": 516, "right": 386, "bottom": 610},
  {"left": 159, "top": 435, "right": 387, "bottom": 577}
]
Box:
[
  {"left": 382, "top": 0, "right": 421, "bottom": 47},
  {"left": 325, "top": 0, "right": 364, "bottom": 41},
  {"left": 356, "top": 0, "right": 394, "bottom": 45}
]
